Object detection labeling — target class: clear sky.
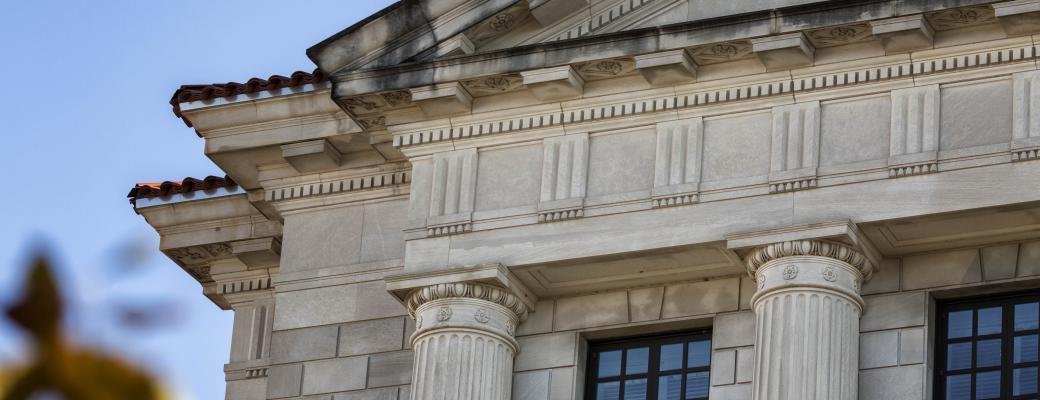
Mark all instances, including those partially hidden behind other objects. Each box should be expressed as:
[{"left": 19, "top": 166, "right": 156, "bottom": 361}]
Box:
[{"left": 0, "top": 1, "right": 395, "bottom": 398}]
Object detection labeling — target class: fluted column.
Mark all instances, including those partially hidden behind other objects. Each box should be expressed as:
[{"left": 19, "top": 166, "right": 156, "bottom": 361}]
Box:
[
  {"left": 746, "top": 240, "right": 874, "bottom": 400},
  {"left": 405, "top": 282, "right": 529, "bottom": 400}
]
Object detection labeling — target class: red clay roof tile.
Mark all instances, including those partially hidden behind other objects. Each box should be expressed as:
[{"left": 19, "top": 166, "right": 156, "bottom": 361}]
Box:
[
  {"left": 170, "top": 69, "right": 327, "bottom": 133},
  {"left": 128, "top": 175, "right": 237, "bottom": 205}
]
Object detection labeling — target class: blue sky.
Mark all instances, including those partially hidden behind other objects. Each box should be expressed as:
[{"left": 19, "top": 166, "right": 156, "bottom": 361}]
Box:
[{"left": 0, "top": 1, "right": 395, "bottom": 398}]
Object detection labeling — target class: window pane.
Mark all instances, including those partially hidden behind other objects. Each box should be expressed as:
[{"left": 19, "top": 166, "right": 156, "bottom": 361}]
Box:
[
  {"left": 948, "top": 310, "right": 974, "bottom": 339},
  {"left": 946, "top": 374, "right": 971, "bottom": 400},
  {"left": 947, "top": 342, "right": 973, "bottom": 371},
  {"left": 687, "top": 340, "right": 711, "bottom": 368},
  {"left": 660, "top": 343, "right": 684, "bottom": 371},
  {"left": 596, "top": 381, "right": 620, "bottom": 400},
  {"left": 626, "top": 347, "right": 649, "bottom": 375},
  {"left": 977, "top": 307, "right": 1002, "bottom": 335},
  {"left": 976, "top": 339, "right": 1001, "bottom": 368},
  {"left": 1017, "top": 303, "right": 1039, "bottom": 331},
  {"left": 1014, "top": 367, "right": 1039, "bottom": 396},
  {"left": 976, "top": 371, "right": 1000, "bottom": 399},
  {"left": 1016, "top": 335, "right": 1039, "bottom": 363},
  {"left": 657, "top": 374, "right": 683, "bottom": 400},
  {"left": 685, "top": 371, "right": 710, "bottom": 399},
  {"left": 599, "top": 350, "right": 622, "bottom": 378},
  {"left": 623, "top": 378, "right": 647, "bottom": 400}
]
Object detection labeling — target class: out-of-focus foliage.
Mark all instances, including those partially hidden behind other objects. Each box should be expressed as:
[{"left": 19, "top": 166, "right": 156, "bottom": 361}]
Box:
[{"left": 1, "top": 255, "right": 166, "bottom": 400}]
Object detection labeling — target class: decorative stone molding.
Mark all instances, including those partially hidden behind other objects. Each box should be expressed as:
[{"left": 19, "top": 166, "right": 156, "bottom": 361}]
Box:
[
  {"left": 635, "top": 49, "right": 698, "bottom": 85},
  {"left": 393, "top": 43, "right": 1038, "bottom": 149},
  {"left": 522, "top": 66, "right": 585, "bottom": 101},
  {"left": 751, "top": 33, "right": 815, "bottom": 70},
  {"left": 689, "top": 41, "right": 754, "bottom": 65},
  {"left": 281, "top": 139, "right": 342, "bottom": 173},
  {"left": 926, "top": 5, "right": 995, "bottom": 31},
  {"left": 426, "top": 148, "right": 478, "bottom": 234},
  {"left": 547, "top": 0, "right": 660, "bottom": 42},
  {"left": 744, "top": 239, "right": 873, "bottom": 280},
  {"left": 652, "top": 117, "right": 703, "bottom": 207},
  {"left": 805, "top": 23, "right": 872, "bottom": 48},
  {"left": 465, "top": 1, "right": 532, "bottom": 45},
  {"left": 405, "top": 282, "right": 529, "bottom": 323},
  {"left": 529, "top": 0, "right": 588, "bottom": 26},
  {"left": 995, "top": 0, "right": 1040, "bottom": 37},
  {"left": 538, "top": 133, "right": 589, "bottom": 221},
  {"left": 870, "top": 15, "right": 934, "bottom": 53},
  {"left": 410, "top": 82, "right": 473, "bottom": 116},
  {"left": 889, "top": 85, "right": 940, "bottom": 178},
  {"left": 768, "top": 101, "right": 820, "bottom": 193},
  {"left": 1013, "top": 70, "right": 1040, "bottom": 159},
  {"left": 265, "top": 169, "right": 409, "bottom": 202}
]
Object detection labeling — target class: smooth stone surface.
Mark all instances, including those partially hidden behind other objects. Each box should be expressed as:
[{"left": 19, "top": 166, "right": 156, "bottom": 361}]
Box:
[
  {"left": 586, "top": 129, "right": 656, "bottom": 197},
  {"left": 475, "top": 144, "right": 543, "bottom": 212},
  {"left": 861, "top": 292, "right": 927, "bottom": 332},
  {"left": 367, "top": 350, "right": 413, "bottom": 388},
  {"left": 267, "top": 364, "right": 304, "bottom": 399},
  {"left": 982, "top": 243, "right": 1020, "bottom": 280},
  {"left": 702, "top": 113, "right": 771, "bottom": 182},
  {"left": 553, "top": 291, "right": 629, "bottom": 331},
  {"left": 661, "top": 278, "right": 740, "bottom": 318},
  {"left": 302, "top": 356, "right": 369, "bottom": 395},
  {"left": 338, "top": 317, "right": 405, "bottom": 357},
  {"left": 512, "top": 370, "right": 550, "bottom": 400},
  {"left": 713, "top": 311, "right": 755, "bottom": 349},
  {"left": 898, "top": 327, "right": 925, "bottom": 365},
  {"left": 271, "top": 325, "right": 340, "bottom": 363},
  {"left": 629, "top": 286, "right": 665, "bottom": 322},
  {"left": 517, "top": 300, "right": 555, "bottom": 336},
  {"left": 820, "top": 96, "right": 891, "bottom": 167},
  {"left": 274, "top": 281, "right": 405, "bottom": 330},
  {"left": 711, "top": 349, "right": 737, "bottom": 385},
  {"left": 940, "top": 80, "right": 1013, "bottom": 151},
  {"left": 859, "top": 330, "right": 899, "bottom": 369},
  {"left": 901, "top": 248, "right": 982, "bottom": 290},
  {"left": 858, "top": 364, "right": 925, "bottom": 400},
  {"left": 514, "top": 333, "right": 577, "bottom": 372}
]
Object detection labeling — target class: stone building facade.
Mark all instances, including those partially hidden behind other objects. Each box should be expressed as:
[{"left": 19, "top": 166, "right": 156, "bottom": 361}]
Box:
[{"left": 131, "top": 0, "right": 1040, "bottom": 399}]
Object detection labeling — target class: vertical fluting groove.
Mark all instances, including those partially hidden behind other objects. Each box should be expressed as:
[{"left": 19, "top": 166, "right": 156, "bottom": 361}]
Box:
[
  {"left": 411, "top": 332, "right": 514, "bottom": 400},
  {"left": 753, "top": 290, "right": 860, "bottom": 400}
]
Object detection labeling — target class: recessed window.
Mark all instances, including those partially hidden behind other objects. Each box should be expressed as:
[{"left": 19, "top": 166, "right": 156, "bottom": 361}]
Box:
[
  {"left": 586, "top": 331, "right": 712, "bottom": 400},
  {"left": 936, "top": 292, "right": 1040, "bottom": 400}
]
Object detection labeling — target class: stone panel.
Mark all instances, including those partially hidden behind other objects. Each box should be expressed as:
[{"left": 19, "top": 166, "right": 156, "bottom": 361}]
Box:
[
  {"left": 661, "top": 278, "right": 740, "bottom": 318},
  {"left": 518, "top": 300, "right": 555, "bottom": 336},
  {"left": 554, "top": 291, "right": 629, "bottom": 331},
  {"left": 982, "top": 243, "right": 1019, "bottom": 281},
  {"left": 302, "top": 356, "right": 369, "bottom": 395},
  {"left": 901, "top": 248, "right": 981, "bottom": 290},
  {"left": 282, "top": 205, "right": 364, "bottom": 273},
  {"left": 859, "top": 364, "right": 925, "bottom": 400},
  {"left": 701, "top": 113, "right": 771, "bottom": 183},
  {"left": 549, "top": 367, "right": 576, "bottom": 400},
  {"left": 899, "top": 327, "right": 925, "bottom": 365},
  {"left": 629, "top": 286, "right": 664, "bottom": 322},
  {"left": 861, "top": 292, "right": 927, "bottom": 332},
  {"left": 820, "top": 96, "right": 891, "bottom": 167},
  {"left": 586, "top": 129, "right": 656, "bottom": 198},
  {"left": 271, "top": 325, "right": 340, "bottom": 363},
  {"left": 1018, "top": 240, "right": 1040, "bottom": 277},
  {"left": 940, "top": 80, "right": 1013, "bottom": 151},
  {"left": 708, "top": 383, "right": 752, "bottom": 400},
  {"left": 367, "top": 350, "right": 413, "bottom": 388},
  {"left": 735, "top": 347, "right": 754, "bottom": 383},
  {"left": 475, "top": 144, "right": 542, "bottom": 212},
  {"left": 512, "top": 370, "right": 550, "bottom": 400},
  {"left": 339, "top": 317, "right": 406, "bottom": 357},
  {"left": 862, "top": 258, "right": 900, "bottom": 295},
  {"left": 712, "top": 311, "right": 755, "bottom": 349},
  {"left": 360, "top": 199, "right": 408, "bottom": 263},
  {"left": 515, "top": 333, "right": 578, "bottom": 372},
  {"left": 275, "top": 282, "right": 406, "bottom": 330},
  {"left": 710, "top": 349, "right": 736, "bottom": 386},
  {"left": 226, "top": 378, "right": 267, "bottom": 400},
  {"left": 332, "top": 387, "right": 399, "bottom": 400},
  {"left": 267, "top": 363, "right": 303, "bottom": 399},
  {"left": 859, "top": 330, "right": 899, "bottom": 369}
]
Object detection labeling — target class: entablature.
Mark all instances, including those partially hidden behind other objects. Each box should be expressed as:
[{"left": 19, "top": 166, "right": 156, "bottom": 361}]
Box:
[{"left": 330, "top": 1, "right": 1038, "bottom": 143}]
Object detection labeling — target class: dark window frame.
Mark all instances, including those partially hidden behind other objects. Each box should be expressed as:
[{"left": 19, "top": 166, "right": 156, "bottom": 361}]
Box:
[
  {"left": 935, "top": 290, "right": 1040, "bottom": 400},
  {"left": 585, "top": 329, "right": 712, "bottom": 400}
]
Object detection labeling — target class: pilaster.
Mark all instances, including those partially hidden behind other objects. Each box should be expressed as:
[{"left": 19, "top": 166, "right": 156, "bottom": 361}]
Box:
[
  {"left": 538, "top": 133, "right": 589, "bottom": 221},
  {"left": 1013, "top": 70, "right": 1040, "bottom": 161},
  {"left": 652, "top": 117, "right": 703, "bottom": 207},
  {"left": 768, "top": 102, "right": 820, "bottom": 193}
]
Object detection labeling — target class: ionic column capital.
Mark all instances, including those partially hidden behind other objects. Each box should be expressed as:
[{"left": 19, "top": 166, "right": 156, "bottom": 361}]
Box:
[
  {"left": 405, "top": 281, "right": 529, "bottom": 322},
  {"left": 745, "top": 239, "right": 874, "bottom": 280}
]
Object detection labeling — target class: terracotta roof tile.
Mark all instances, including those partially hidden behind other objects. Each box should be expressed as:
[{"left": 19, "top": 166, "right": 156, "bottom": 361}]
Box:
[
  {"left": 128, "top": 175, "right": 237, "bottom": 205},
  {"left": 170, "top": 69, "right": 327, "bottom": 133}
]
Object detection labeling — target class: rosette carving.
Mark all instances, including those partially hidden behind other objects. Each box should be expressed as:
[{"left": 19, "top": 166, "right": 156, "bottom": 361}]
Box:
[
  {"left": 745, "top": 239, "right": 874, "bottom": 279},
  {"left": 405, "top": 282, "right": 529, "bottom": 321}
]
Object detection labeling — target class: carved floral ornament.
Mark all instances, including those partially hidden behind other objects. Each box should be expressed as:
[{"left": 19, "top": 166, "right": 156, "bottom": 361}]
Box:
[
  {"left": 744, "top": 239, "right": 874, "bottom": 280},
  {"left": 405, "top": 282, "right": 529, "bottom": 321}
]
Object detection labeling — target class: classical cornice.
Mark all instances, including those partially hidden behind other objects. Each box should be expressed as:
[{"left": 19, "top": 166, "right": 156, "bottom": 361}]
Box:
[
  {"left": 391, "top": 39, "right": 1037, "bottom": 149},
  {"left": 745, "top": 240, "right": 874, "bottom": 279},
  {"left": 405, "top": 282, "right": 530, "bottom": 322}
]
